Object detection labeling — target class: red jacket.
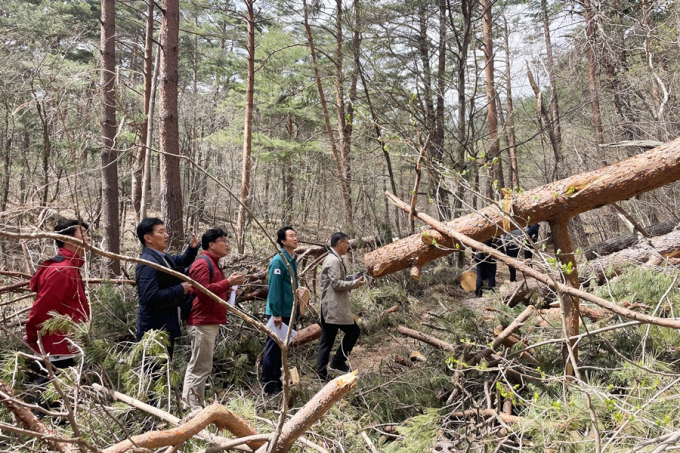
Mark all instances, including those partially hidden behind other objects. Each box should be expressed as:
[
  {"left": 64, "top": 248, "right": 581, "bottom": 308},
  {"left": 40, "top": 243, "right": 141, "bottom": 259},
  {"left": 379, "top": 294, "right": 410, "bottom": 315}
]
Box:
[
  {"left": 26, "top": 248, "right": 89, "bottom": 355},
  {"left": 186, "top": 251, "right": 231, "bottom": 325}
]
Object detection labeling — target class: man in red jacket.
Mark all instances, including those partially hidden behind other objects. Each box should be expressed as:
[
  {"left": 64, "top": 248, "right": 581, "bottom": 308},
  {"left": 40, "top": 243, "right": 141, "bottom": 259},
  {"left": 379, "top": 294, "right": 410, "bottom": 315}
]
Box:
[
  {"left": 182, "top": 228, "right": 245, "bottom": 407},
  {"left": 26, "top": 218, "right": 90, "bottom": 362},
  {"left": 25, "top": 218, "right": 90, "bottom": 416}
]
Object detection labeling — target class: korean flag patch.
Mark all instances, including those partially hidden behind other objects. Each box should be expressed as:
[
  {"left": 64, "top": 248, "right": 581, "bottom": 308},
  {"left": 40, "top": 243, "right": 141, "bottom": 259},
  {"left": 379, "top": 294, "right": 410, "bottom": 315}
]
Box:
[{"left": 274, "top": 269, "right": 281, "bottom": 275}]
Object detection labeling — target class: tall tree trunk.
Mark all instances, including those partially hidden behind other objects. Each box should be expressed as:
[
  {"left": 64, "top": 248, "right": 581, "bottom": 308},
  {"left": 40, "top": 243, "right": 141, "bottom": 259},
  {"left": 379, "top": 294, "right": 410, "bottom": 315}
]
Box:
[
  {"left": 502, "top": 15, "right": 519, "bottom": 189},
  {"left": 431, "top": 0, "right": 449, "bottom": 219},
  {"left": 333, "top": 0, "right": 353, "bottom": 225},
  {"left": 100, "top": 0, "right": 120, "bottom": 275},
  {"left": 541, "top": 0, "right": 562, "bottom": 151},
  {"left": 481, "top": 0, "right": 503, "bottom": 197},
  {"left": 1, "top": 107, "right": 10, "bottom": 213},
  {"left": 132, "top": 0, "right": 155, "bottom": 222},
  {"left": 283, "top": 115, "right": 294, "bottom": 225},
  {"left": 302, "top": 0, "right": 353, "bottom": 227},
  {"left": 140, "top": 50, "right": 161, "bottom": 221},
  {"left": 158, "top": 0, "right": 184, "bottom": 249},
  {"left": 583, "top": 0, "right": 604, "bottom": 152},
  {"left": 235, "top": 0, "right": 256, "bottom": 254},
  {"left": 449, "top": 0, "right": 473, "bottom": 218}
]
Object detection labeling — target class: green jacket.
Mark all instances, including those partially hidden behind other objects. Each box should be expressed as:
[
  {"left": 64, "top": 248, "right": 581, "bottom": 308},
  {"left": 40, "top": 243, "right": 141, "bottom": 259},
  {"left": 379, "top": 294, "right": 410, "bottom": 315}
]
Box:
[{"left": 265, "top": 249, "right": 298, "bottom": 317}]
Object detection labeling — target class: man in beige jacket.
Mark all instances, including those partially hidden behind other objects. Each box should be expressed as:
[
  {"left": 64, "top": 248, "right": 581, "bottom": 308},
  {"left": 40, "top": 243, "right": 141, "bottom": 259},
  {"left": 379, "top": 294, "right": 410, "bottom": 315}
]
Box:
[{"left": 316, "top": 232, "right": 366, "bottom": 380}]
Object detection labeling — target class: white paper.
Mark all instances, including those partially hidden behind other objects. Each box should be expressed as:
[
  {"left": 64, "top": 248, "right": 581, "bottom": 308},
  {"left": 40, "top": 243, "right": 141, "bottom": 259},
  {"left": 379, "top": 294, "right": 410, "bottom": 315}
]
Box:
[
  {"left": 228, "top": 285, "right": 238, "bottom": 306},
  {"left": 265, "top": 317, "right": 297, "bottom": 344}
]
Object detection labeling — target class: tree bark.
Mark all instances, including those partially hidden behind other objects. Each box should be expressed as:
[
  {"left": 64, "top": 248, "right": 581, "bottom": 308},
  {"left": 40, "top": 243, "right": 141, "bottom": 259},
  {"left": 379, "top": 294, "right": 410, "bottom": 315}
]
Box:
[
  {"left": 139, "top": 49, "right": 161, "bottom": 221},
  {"left": 100, "top": 0, "right": 120, "bottom": 275},
  {"left": 131, "top": 0, "right": 156, "bottom": 222},
  {"left": 158, "top": 0, "right": 184, "bottom": 249},
  {"left": 290, "top": 323, "right": 322, "bottom": 347},
  {"left": 334, "top": 0, "right": 353, "bottom": 220},
  {"left": 549, "top": 219, "right": 580, "bottom": 374},
  {"left": 541, "top": 0, "right": 562, "bottom": 152},
  {"left": 365, "top": 140, "right": 680, "bottom": 277}
]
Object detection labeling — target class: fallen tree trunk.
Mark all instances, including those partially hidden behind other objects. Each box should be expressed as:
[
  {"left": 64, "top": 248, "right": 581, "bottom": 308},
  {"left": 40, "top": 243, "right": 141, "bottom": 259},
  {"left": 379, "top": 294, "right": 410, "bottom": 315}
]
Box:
[
  {"left": 365, "top": 141, "right": 680, "bottom": 277},
  {"left": 584, "top": 221, "right": 676, "bottom": 260},
  {"left": 500, "top": 277, "right": 554, "bottom": 307},
  {"left": 296, "top": 235, "right": 385, "bottom": 259},
  {"left": 385, "top": 193, "right": 680, "bottom": 330},
  {"left": 581, "top": 228, "right": 680, "bottom": 283}
]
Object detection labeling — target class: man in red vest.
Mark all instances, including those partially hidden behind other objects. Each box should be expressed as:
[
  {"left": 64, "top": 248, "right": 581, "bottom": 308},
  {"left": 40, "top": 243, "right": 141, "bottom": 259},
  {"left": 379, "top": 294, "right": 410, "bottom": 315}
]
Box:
[{"left": 182, "top": 228, "right": 244, "bottom": 407}]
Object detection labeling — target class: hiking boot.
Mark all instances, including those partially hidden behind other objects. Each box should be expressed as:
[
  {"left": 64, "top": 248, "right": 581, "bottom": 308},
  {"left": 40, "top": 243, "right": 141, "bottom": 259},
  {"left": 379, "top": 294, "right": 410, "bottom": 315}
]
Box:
[{"left": 328, "top": 362, "right": 350, "bottom": 373}]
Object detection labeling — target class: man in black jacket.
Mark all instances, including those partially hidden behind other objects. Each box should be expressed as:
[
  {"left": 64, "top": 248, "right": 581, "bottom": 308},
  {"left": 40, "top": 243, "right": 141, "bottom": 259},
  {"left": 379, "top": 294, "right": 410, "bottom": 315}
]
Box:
[{"left": 135, "top": 217, "right": 199, "bottom": 358}]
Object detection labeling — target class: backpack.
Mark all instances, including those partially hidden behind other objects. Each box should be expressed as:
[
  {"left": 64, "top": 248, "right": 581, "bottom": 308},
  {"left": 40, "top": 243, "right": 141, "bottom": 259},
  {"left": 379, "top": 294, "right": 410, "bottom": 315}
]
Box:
[{"left": 180, "top": 255, "right": 214, "bottom": 321}]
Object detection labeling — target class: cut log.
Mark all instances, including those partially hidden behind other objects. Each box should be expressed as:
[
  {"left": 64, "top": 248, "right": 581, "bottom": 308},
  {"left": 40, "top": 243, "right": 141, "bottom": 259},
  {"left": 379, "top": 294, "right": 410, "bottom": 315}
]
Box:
[
  {"left": 269, "top": 372, "right": 358, "bottom": 453},
  {"left": 584, "top": 221, "right": 676, "bottom": 260},
  {"left": 365, "top": 142, "right": 680, "bottom": 277},
  {"left": 290, "top": 324, "right": 322, "bottom": 348}
]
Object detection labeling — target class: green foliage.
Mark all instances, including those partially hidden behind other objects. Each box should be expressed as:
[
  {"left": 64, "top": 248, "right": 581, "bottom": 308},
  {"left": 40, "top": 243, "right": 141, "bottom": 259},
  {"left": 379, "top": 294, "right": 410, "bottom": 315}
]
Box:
[{"left": 382, "top": 408, "right": 441, "bottom": 452}]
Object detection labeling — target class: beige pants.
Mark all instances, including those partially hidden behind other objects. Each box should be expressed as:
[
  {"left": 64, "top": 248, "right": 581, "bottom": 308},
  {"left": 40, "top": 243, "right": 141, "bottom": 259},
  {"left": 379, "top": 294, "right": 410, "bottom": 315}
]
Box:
[{"left": 182, "top": 324, "right": 220, "bottom": 407}]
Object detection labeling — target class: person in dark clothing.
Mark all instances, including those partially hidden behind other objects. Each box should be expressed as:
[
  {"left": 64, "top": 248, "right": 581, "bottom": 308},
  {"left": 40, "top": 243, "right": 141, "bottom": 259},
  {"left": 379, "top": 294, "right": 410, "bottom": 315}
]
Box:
[
  {"left": 474, "top": 239, "right": 498, "bottom": 296},
  {"left": 261, "top": 226, "right": 299, "bottom": 395},
  {"left": 501, "top": 230, "right": 521, "bottom": 282},
  {"left": 524, "top": 223, "right": 540, "bottom": 260},
  {"left": 135, "top": 217, "right": 199, "bottom": 359}
]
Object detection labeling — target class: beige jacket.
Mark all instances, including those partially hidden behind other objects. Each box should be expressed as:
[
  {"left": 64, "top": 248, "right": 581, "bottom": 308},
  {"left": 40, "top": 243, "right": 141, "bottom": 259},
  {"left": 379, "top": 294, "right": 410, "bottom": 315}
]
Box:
[{"left": 320, "top": 250, "right": 363, "bottom": 325}]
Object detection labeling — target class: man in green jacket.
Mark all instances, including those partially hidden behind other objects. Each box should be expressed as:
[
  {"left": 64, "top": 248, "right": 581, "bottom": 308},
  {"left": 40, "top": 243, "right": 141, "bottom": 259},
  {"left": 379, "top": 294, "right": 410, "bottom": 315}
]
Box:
[{"left": 261, "top": 226, "right": 299, "bottom": 395}]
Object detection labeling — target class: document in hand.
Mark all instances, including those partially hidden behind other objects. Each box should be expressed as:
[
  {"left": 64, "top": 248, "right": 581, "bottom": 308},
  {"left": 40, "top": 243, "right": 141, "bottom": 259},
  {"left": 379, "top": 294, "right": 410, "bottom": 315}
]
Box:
[
  {"left": 228, "top": 285, "right": 238, "bottom": 306},
  {"left": 265, "top": 317, "right": 297, "bottom": 344}
]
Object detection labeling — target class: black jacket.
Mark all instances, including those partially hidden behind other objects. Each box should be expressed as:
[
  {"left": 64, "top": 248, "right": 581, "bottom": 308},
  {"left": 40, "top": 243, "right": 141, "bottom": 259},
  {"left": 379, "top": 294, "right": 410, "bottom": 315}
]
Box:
[{"left": 135, "top": 245, "right": 199, "bottom": 341}]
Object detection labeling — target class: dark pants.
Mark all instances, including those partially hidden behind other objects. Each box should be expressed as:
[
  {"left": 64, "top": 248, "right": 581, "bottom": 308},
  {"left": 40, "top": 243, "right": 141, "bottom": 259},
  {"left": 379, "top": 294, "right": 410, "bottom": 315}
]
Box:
[
  {"left": 316, "top": 319, "right": 360, "bottom": 379},
  {"left": 475, "top": 262, "right": 497, "bottom": 296},
  {"left": 29, "top": 357, "right": 77, "bottom": 417},
  {"left": 504, "top": 246, "right": 519, "bottom": 282},
  {"left": 261, "top": 316, "right": 290, "bottom": 393}
]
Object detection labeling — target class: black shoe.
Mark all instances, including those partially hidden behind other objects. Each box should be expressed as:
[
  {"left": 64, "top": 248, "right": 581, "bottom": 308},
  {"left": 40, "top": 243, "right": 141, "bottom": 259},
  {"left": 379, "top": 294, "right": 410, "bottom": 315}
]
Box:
[
  {"left": 328, "top": 362, "right": 350, "bottom": 373},
  {"left": 264, "top": 385, "right": 282, "bottom": 396},
  {"left": 317, "top": 373, "right": 331, "bottom": 382}
]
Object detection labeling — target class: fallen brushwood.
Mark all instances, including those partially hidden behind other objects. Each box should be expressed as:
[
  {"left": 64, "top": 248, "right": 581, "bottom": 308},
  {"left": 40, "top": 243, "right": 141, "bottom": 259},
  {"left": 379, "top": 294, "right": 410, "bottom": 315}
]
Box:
[
  {"left": 581, "top": 228, "right": 680, "bottom": 284},
  {"left": 103, "top": 401, "right": 266, "bottom": 453},
  {"left": 492, "top": 325, "right": 538, "bottom": 365},
  {"left": 468, "top": 306, "right": 535, "bottom": 367},
  {"left": 500, "top": 277, "right": 554, "bottom": 307},
  {"left": 366, "top": 140, "right": 680, "bottom": 277},
  {"left": 584, "top": 221, "right": 676, "bottom": 260},
  {"left": 0, "top": 379, "right": 79, "bottom": 453},
  {"left": 396, "top": 325, "right": 456, "bottom": 352},
  {"left": 92, "top": 383, "right": 256, "bottom": 451}
]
